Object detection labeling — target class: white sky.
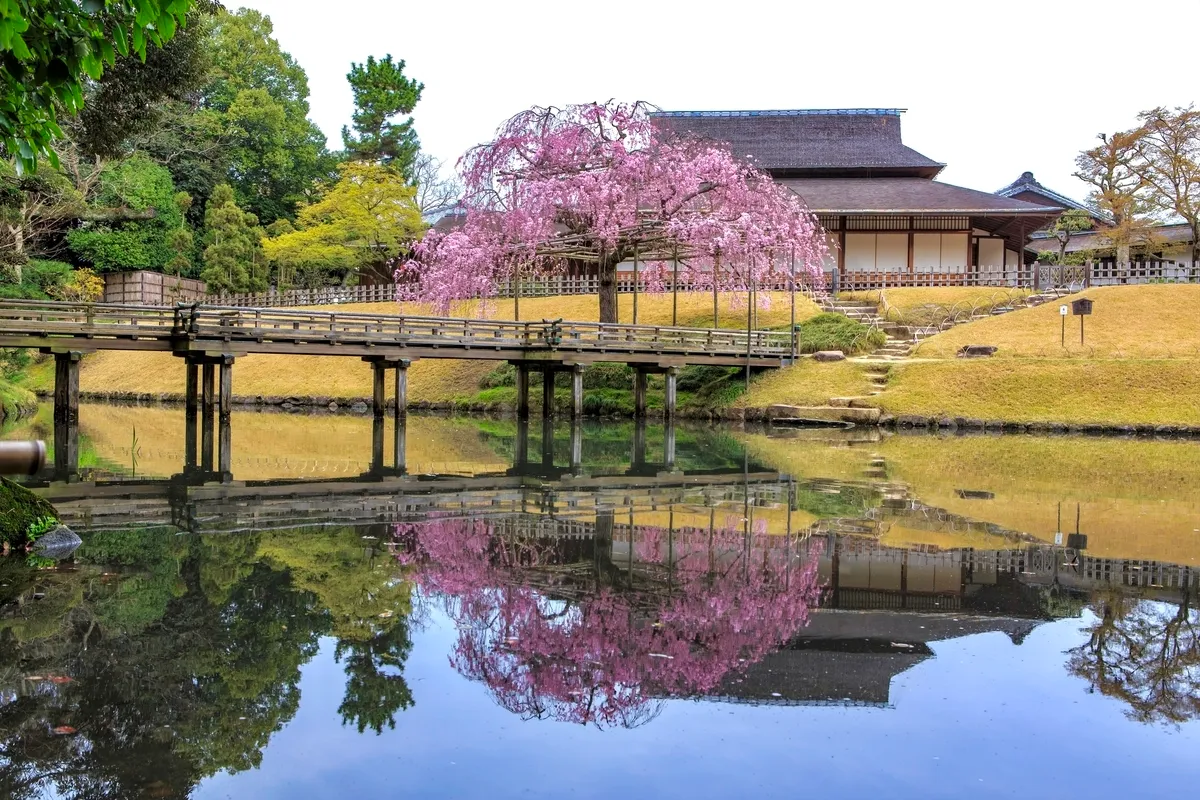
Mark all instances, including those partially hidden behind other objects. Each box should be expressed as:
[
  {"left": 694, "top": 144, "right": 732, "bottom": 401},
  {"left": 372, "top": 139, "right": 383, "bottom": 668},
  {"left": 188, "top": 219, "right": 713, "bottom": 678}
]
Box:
[{"left": 245, "top": 0, "right": 1196, "bottom": 202}]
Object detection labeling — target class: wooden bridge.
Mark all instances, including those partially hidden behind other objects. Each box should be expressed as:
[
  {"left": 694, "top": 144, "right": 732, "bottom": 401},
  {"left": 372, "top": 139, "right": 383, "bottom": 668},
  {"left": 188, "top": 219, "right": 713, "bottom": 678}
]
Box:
[{"left": 0, "top": 299, "right": 795, "bottom": 473}]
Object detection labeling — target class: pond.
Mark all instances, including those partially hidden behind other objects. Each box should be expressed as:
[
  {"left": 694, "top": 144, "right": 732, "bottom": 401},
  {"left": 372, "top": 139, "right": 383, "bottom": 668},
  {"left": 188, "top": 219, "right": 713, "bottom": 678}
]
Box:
[{"left": 2, "top": 404, "right": 1199, "bottom": 798}]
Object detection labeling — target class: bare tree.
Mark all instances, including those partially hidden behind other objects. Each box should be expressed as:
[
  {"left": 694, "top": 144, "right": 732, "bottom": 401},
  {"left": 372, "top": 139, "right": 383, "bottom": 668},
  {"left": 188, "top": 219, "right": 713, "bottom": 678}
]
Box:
[
  {"left": 1127, "top": 105, "right": 1200, "bottom": 267},
  {"left": 411, "top": 153, "right": 463, "bottom": 216}
]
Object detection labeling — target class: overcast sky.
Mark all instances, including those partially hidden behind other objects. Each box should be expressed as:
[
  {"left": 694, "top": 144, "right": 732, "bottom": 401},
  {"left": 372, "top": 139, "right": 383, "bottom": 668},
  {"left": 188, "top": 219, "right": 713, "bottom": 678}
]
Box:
[{"left": 244, "top": 0, "right": 1195, "bottom": 201}]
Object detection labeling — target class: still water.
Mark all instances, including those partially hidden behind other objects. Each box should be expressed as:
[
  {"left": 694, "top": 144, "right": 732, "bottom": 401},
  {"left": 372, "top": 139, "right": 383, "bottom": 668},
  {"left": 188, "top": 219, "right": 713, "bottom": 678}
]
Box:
[{"left": 3, "top": 404, "right": 1199, "bottom": 798}]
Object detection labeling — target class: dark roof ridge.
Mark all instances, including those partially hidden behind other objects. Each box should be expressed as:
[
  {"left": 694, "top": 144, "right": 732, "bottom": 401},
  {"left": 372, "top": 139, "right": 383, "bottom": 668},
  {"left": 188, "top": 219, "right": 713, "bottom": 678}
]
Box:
[{"left": 997, "top": 171, "right": 1092, "bottom": 213}]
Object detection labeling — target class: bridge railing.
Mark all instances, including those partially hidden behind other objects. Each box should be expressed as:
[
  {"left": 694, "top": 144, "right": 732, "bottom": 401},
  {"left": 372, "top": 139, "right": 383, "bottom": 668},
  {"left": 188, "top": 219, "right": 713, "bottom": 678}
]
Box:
[{"left": 0, "top": 299, "right": 792, "bottom": 360}]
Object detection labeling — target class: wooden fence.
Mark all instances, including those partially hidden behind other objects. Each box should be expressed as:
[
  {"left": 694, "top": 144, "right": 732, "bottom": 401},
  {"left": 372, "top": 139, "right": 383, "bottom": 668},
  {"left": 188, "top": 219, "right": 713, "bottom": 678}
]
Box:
[{"left": 103, "top": 271, "right": 207, "bottom": 305}]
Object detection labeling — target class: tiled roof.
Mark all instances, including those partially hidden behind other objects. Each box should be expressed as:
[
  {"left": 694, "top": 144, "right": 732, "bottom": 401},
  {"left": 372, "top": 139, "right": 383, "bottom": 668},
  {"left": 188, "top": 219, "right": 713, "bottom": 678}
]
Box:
[
  {"left": 652, "top": 108, "right": 944, "bottom": 176},
  {"left": 781, "top": 177, "right": 1064, "bottom": 215},
  {"left": 996, "top": 171, "right": 1093, "bottom": 213}
]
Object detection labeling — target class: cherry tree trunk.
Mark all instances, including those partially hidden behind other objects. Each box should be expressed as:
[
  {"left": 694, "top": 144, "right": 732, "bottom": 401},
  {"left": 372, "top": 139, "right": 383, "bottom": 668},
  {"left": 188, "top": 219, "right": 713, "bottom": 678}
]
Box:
[{"left": 597, "top": 255, "right": 620, "bottom": 324}]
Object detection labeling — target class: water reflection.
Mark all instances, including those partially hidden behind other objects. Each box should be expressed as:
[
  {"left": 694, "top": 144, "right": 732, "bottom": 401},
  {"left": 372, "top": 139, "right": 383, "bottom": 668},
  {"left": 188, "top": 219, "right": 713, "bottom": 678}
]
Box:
[{"left": 3, "top": 407, "right": 1200, "bottom": 795}]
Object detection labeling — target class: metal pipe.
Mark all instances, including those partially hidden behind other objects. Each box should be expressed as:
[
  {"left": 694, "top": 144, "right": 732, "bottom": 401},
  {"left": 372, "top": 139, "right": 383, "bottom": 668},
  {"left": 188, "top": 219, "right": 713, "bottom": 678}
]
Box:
[{"left": 0, "top": 441, "right": 46, "bottom": 475}]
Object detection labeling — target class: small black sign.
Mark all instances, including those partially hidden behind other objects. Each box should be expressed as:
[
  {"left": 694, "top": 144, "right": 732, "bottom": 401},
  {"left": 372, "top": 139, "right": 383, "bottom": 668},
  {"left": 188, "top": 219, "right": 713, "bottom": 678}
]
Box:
[{"left": 1071, "top": 298, "right": 1093, "bottom": 316}]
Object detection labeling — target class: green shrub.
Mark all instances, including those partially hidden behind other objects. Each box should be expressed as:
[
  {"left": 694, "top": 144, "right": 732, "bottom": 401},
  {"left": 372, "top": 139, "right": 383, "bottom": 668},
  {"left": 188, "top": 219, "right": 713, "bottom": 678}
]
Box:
[
  {"left": 677, "top": 365, "right": 738, "bottom": 392},
  {"left": 798, "top": 313, "right": 886, "bottom": 355},
  {"left": 582, "top": 363, "right": 632, "bottom": 390},
  {"left": 479, "top": 363, "right": 517, "bottom": 389}
]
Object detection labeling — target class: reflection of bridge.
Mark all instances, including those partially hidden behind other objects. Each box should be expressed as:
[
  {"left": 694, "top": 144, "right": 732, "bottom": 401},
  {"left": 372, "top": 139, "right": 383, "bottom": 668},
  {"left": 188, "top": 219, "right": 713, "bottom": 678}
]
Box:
[{"left": 0, "top": 300, "right": 795, "bottom": 475}]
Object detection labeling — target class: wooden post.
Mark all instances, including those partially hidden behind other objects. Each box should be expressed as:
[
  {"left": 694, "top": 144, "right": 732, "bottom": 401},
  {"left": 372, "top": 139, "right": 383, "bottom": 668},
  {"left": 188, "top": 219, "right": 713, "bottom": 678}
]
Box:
[
  {"left": 541, "top": 415, "right": 555, "bottom": 467},
  {"left": 514, "top": 417, "right": 529, "bottom": 466},
  {"left": 790, "top": 248, "right": 797, "bottom": 359},
  {"left": 52, "top": 351, "right": 81, "bottom": 481},
  {"left": 569, "top": 417, "right": 583, "bottom": 473},
  {"left": 664, "top": 366, "right": 678, "bottom": 423},
  {"left": 664, "top": 419, "right": 676, "bottom": 470},
  {"left": 633, "top": 369, "right": 648, "bottom": 418},
  {"left": 632, "top": 418, "right": 647, "bottom": 466},
  {"left": 371, "top": 413, "right": 385, "bottom": 473},
  {"left": 201, "top": 363, "right": 215, "bottom": 473},
  {"left": 516, "top": 364, "right": 530, "bottom": 419},
  {"left": 218, "top": 356, "right": 233, "bottom": 478},
  {"left": 372, "top": 362, "right": 386, "bottom": 419},
  {"left": 570, "top": 365, "right": 584, "bottom": 419},
  {"left": 184, "top": 361, "right": 198, "bottom": 471},
  {"left": 393, "top": 411, "right": 407, "bottom": 473},
  {"left": 394, "top": 360, "right": 409, "bottom": 419},
  {"left": 541, "top": 368, "right": 555, "bottom": 418},
  {"left": 672, "top": 249, "right": 679, "bottom": 326},
  {"left": 745, "top": 272, "right": 753, "bottom": 391},
  {"left": 632, "top": 244, "right": 639, "bottom": 325}
]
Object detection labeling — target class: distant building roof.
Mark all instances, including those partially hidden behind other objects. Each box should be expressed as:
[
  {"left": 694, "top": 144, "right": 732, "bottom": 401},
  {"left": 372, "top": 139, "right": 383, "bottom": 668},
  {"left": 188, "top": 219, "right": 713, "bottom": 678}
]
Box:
[
  {"left": 651, "top": 108, "right": 945, "bottom": 178},
  {"left": 781, "top": 177, "right": 1063, "bottom": 216},
  {"left": 997, "top": 171, "right": 1095, "bottom": 215}
]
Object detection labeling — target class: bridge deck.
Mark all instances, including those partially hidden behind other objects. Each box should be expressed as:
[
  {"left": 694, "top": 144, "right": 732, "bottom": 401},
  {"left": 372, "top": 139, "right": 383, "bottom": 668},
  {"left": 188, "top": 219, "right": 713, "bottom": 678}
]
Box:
[{"left": 0, "top": 300, "right": 794, "bottom": 367}]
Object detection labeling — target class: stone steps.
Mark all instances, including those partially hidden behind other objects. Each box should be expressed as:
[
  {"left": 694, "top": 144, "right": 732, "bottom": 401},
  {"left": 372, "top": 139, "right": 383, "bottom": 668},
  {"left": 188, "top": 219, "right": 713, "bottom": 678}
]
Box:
[{"left": 770, "top": 404, "right": 882, "bottom": 425}]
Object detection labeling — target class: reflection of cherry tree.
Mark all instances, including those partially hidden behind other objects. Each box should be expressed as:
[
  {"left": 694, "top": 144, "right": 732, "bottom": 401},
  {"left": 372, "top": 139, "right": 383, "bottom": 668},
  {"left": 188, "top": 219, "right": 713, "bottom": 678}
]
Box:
[
  {"left": 394, "top": 518, "right": 822, "bottom": 728},
  {"left": 1067, "top": 588, "right": 1200, "bottom": 725}
]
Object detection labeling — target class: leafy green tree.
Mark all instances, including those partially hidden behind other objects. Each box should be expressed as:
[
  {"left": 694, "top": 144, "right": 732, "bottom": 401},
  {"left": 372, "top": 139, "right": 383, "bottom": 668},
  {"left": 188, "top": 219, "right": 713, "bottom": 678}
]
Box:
[
  {"left": 0, "top": 160, "right": 84, "bottom": 276},
  {"left": 263, "top": 162, "right": 425, "bottom": 286},
  {"left": 0, "top": 0, "right": 194, "bottom": 173},
  {"left": 342, "top": 54, "right": 424, "bottom": 178},
  {"left": 201, "top": 183, "right": 265, "bottom": 293},
  {"left": 66, "top": 153, "right": 189, "bottom": 272},
  {"left": 199, "top": 8, "right": 333, "bottom": 224}
]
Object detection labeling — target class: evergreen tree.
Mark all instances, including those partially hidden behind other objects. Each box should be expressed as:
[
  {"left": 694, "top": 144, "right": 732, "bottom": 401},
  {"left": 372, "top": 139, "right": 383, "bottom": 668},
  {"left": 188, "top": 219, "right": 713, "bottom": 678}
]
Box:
[
  {"left": 201, "top": 184, "right": 264, "bottom": 293},
  {"left": 342, "top": 55, "right": 424, "bottom": 178}
]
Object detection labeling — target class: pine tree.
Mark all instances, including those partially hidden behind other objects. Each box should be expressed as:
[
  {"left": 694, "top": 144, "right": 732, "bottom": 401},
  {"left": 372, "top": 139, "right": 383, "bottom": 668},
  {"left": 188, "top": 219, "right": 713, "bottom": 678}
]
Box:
[{"left": 201, "top": 184, "right": 262, "bottom": 293}]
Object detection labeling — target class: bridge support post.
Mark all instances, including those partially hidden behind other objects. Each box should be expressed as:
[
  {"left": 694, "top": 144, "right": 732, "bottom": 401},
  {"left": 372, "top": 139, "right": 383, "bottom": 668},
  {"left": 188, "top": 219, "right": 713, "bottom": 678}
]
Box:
[
  {"left": 541, "top": 415, "right": 555, "bottom": 468},
  {"left": 514, "top": 418, "right": 529, "bottom": 467},
  {"left": 371, "top": 414, "right": 385, "bottom": 474},
  {"left": 52, "top": 351, "right": 81, "bottom": 481},
  {"left": 633, "top": 369, "right": 647, "bottom": 418},
  {"left": 570, "top": 418, "right": 583, "bottom": 474},
  {"left": 569, "top": 365, "right": 584, "bottom": 419},
  {"left": 632, "top": 418, "right": 647, "bottom": 467},
  {"left": 664, "top": 420, "right": 677, "bottom": 471},
  {"left": 218, "top": 356, "right": 233, "bottom": 479},
  {"left": 394, "top": 360, "right": 408, "bottom": 419},
  {"left": 515, "top": 365, "right": 529, "bottom": 419},
  {"left": 372, "top": 362, "right": 386, "bottom": 419},
  {"left": 201, "top": 363, "right": 215, "bottom": 473},
  {"left": 664, "top": 367, "right": 678, "bottom": 423},
  {"left": 541, "top": 368, "right": 555, "bottom": 418},
  {"left": 184, "top": 359, "right": 198, "bottom": 470}
]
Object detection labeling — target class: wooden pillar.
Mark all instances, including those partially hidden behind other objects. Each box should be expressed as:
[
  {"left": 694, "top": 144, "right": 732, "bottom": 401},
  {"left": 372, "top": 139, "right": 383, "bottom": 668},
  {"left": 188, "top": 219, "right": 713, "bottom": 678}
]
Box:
[
  {"left": 394, "top": 361, "right": 409, "bottom": 419},
  {"left": 218, "top": 357, "right": 233, "bottom": 478},
  {"left": 515, "top": 364, "right": 530, "bottom": 419},
  {"left": 632, "top": 418, "right": 647, "bottom": 466},
  {"left": 372, "top": 362, "right": 386, "bottom": 419},
  {"left": 569, "top": 417, "right": 583, "bottom": 473},
  {"left": 570, "top": 365, "right": 584, "bottom": 419},
  {"left": 632, "top": 244, "right": 639, "bottom": 325},
  {"left": 672, "top": 250, "right": 679, "bottom": 326},
  {"left": 633, "top": 369, "right": 648, "bottom": 419},
  {"left": 664, "top": 420, "right": 676, "bottom": 470},
  {"left": 184, "top": 359, "right": 198, "bottom": 470},
  {"left": 371, "top": 413, "right": 385, "bottom": 473},
  {"left": 201, "top": 362, "right": 215, "bottom": 473},
  {"left": 664, "top": 367, "right": 678, "bottom": 423},
  {"left": 541, "top": 368, "right": 555, "bottom": 419},
  {"left": 514, "top": 417, "right": 529, "bottom": 466},
  {"left": 541, "top": 415, "right": 555, "bottom": 467},
  {"left": 52, "top": 352, "right": 81, "bottom": 480}
]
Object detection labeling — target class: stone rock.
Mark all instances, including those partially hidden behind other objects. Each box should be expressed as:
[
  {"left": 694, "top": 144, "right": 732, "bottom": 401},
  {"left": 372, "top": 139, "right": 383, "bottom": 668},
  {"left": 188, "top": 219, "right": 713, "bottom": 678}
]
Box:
[
  {"left": 813, "top": 350, "right": 846, "bottom": 362},
  {"left": 350, "top": 401, "right": 370, "bottom": 414},
  {"left": 328, "top": 402, "right": 339, "bottom": 411},
  {"left": 33, "top": 525, "right": 82, "bottom": 560},
  {"left": 956, "top": 417, "right": 985, "bottom": 430},
  {"left": 896, "top": 415, "right": 928, "bottom": 428},
  {"left": 956, "top": 345, "right": 998, "bottom": 358}
]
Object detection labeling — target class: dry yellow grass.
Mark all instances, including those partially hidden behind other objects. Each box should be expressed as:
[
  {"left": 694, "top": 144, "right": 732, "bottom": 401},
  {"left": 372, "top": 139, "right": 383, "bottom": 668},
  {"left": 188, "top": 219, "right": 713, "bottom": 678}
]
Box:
[
  {"left": 20, "top": 292, "right": 821, "bottom": 403},
  {"left": 739, "top": 431, "right": 875, "bottom": 482},
  {"left": 913, "top": 284, "right": 1200, "bottom": 359},
  {"left": 877, "top": 359, "right": 1200, "bottom": 425},
  {"left": 845, "top": 287, "right": 1031, "bottom": 324},
  {"left": 876, "top": 435, "right": 1200, "bottom": 566},
  {"left": 737, "top": 360, "right": 877, "bottom": 408}
]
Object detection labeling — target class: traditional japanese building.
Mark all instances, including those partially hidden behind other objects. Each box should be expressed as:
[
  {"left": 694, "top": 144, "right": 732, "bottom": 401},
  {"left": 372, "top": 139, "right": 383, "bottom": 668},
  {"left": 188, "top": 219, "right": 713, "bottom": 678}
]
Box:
[{"left": 652, "top": 109, "right": 1063, "bottom": 287}]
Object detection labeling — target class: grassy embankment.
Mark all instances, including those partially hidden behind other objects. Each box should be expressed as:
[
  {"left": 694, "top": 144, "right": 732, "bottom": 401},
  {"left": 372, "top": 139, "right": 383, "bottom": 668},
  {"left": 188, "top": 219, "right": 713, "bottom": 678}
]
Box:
[
  {"left": 0, "top": 378, "right": 37, "bottom": 425},
  {"left": 737, "top": 285, "right": 1200, "bottom": 425},
  {"left": 15, "top": 291, "right": 825, "bottom": 414}
]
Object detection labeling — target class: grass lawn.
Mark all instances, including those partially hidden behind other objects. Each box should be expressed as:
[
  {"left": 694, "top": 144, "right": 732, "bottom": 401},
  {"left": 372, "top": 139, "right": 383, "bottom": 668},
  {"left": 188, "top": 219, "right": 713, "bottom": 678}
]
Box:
[
  {"left": 912, "top": 284, "right": 1200, "bottom": 359},
  {"left": 0, "top": 378, "right": 36, "bottom": 425},
  {"left": 878, "top": 359, "right": 1200, "bottom": 425},
  {"left": 737, "top": 361, "right": 877, "bottom": 408},
  {"left": 845, "top": 286, "right": 1031, "bottom": 325}
]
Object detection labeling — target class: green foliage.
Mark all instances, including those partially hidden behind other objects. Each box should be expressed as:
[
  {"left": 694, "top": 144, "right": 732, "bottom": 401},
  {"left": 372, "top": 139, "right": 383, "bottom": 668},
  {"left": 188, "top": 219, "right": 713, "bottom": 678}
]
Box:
[
  {"left": 66, "top": 154, "right": 188, "bottom": 272},
  {"left": 342, "top": 54, "right": 424, "bottom": 177},
  {"left": 201, "top": 183, "right": 266, "bottom": 293},
  {"left": 479, "top": 362, "right": 516, "bottom": 389},
  {"left": 0, "top": 258, "right": 71, "bottom": 299},
  {"left": 798, "top": 312, "right": 887, "bottom": 355},
  {"left": 263, "top": 162, "right": 424, "bottom": 286},
  {"left": 0, "top": 0, "right": 194, "bottom": 173},
  {"left": 0, "top": 477, "right": 59, "bottom": 546}
]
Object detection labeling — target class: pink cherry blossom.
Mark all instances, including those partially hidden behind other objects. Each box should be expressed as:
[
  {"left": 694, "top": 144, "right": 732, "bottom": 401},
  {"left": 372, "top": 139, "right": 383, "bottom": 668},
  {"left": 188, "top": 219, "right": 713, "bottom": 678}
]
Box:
[{"left": 398, "top": 101, "right": 827, "bottom": 322}]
